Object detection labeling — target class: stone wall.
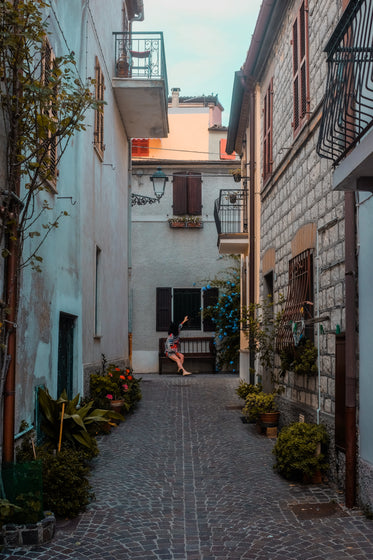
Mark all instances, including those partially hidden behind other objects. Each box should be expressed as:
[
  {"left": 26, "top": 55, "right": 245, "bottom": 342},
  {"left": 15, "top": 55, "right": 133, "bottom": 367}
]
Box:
[{"left": 257, "top": 0, "right": 346, "bottom": 483}]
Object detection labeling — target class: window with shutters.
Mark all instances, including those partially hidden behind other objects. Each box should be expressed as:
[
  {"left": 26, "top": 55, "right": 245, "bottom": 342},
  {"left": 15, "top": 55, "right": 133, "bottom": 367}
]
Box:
[
  {"left": 172, "top": 172, "right": 202, "bottom": 216},
  {"left": 263, "top": 78, "right": 273, "bottom": 183},
  {"left": 41, "top": 38, "right": 58, "bottom": 186},
  {"left": 277, "top": 249, "right": 314, "bottom": 351},
  {"left": 94, "top": 57, "right": 105, "bottom": 158},
  {"left": 292, "top": 1, "right": 310, "bottom": 136},
  {"left": 132, "top": 139, "right": 149, "bottom": 157},
  {"left": 156, "top": 287, "right": 218, "bottom": 332}
]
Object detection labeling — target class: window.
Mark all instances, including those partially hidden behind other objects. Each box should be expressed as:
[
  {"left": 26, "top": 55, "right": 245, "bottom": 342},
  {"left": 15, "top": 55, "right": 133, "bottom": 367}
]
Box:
[
  {"left": 132, "top": 139, "right": 149, "bottom": 157},
  {"left": 277, "top": 249, "right": 313, "bottom": 350},
  {"left": 292, "top": 1, "right": 309, "bottom": 135},
  {"left": 173, "top": 172, "right": 202, "bottom": 215},
  {"left": 41, "top": 38, "right": 58, "bottom": 184},
  {"left": 94, "top": 56, "right": 105, "bottom": 157},
  {"left": 263, "top": 79, "right": 273, "bottom": 182},
  {"left": 156, "top": 287, "right": 218, "bottom": 332},
  {"left": 94, "top": 246, "right": 102, "bottom": 336}
]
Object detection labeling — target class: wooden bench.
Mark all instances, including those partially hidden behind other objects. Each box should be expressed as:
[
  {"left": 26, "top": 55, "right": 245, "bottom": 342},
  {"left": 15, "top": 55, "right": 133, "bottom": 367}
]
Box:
[{"left": 159, "top": 337, "right": 216, "bottom": 374}]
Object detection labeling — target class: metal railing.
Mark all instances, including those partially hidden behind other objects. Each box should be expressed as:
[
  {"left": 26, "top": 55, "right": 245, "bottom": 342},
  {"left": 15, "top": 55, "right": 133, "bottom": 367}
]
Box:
[
  {"left": 317, "top": 0, "right": 373, "bottom": 165},
  {"left": 214, "top": 189, "right": 248, "bottom": 235},
  {"left": 113, "top": 31, "right": 168, "bottom": 91}
]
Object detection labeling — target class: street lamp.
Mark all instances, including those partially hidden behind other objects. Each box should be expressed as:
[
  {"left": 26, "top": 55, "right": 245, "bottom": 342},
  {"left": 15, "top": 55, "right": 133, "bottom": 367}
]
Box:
[{"left": 131, "top": 166, "right": 169, "bottom": 206}]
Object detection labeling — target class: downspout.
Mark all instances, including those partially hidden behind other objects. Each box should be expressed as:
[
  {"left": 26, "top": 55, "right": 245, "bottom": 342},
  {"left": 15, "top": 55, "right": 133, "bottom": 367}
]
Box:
[
  {"left": 2, "top": 0, "right": 21, "bottom": 463},
  {"left": 2, "top": 224, "right": 18, "bottom": 464},
  {"left": 128, "top": 141, "right": 133, "bottom": 367},
  {"left": 248, "top": 83, "right": 256, "bottom": 385},
  {"left": 316, "top": 229, "right": 321, "bottom": 424},
  {"left": 345, "top": 190, "right": 357, "bottom": 508}
]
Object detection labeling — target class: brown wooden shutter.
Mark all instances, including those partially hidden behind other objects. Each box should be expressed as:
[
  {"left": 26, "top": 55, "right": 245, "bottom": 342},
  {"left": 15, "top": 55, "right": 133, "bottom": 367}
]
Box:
[
  {"left": 292, "top": 1, "right": 309, "bottom": 135},
  {"left": 187, "top": 172, "right": 202, "bottom": 215},
  {"left": 263, "top": 78, "right": 273, "bottom": 182},
  {"left": 203, "top": 287, "right": 218, "bottom": 332},
  {"left": 156, "top": 287, "right": 172, "bottom": 331},
  {"left": 173, "top": 173, "right": 187, "bottom": 215}
]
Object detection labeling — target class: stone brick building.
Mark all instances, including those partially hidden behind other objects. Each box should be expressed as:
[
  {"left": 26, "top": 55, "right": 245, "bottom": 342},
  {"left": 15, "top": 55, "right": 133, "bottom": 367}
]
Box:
[{"left": 225, "top": 0, "right": 369, "bottom": 510}]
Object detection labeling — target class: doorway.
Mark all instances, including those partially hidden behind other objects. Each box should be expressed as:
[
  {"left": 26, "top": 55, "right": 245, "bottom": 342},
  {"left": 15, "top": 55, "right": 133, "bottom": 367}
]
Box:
[{"left": 57, "top": 313, "right": 76, "bottom": 399}]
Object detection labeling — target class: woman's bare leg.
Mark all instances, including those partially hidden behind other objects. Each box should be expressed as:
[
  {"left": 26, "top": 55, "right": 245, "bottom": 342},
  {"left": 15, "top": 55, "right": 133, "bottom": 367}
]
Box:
[
  {"left": 168, "top": 353, "right": 184, "bottom": 372},
  {"left": 169, "top": 353, "right": 191, "bottom": 375}
]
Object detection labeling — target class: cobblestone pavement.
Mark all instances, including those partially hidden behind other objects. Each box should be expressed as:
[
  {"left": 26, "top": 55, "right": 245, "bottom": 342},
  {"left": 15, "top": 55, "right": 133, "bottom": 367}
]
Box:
[{"left": 2, "top": 374, "right": 373, "bottom": 559}]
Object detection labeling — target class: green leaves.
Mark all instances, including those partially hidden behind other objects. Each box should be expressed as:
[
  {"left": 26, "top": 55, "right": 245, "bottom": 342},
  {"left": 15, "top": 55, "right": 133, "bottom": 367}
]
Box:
[
  {"left": 38, "top": 387, "right": 124, "bottom": 454},
  {"left": 273, "top": 422, "right": 329, "bottom": 480},
  {"left": 0, "top": 0, "right": 98, "bottom": 272}
]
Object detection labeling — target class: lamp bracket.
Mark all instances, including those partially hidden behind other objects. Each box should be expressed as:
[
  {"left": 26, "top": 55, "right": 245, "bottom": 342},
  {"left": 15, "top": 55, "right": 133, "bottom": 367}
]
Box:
[{"left": 131, "top": 193, "right": 159, "bottom": 206}]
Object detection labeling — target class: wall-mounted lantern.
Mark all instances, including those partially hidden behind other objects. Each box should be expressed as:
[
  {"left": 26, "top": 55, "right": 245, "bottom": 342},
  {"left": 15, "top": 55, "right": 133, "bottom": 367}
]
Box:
[{"left": 132, "top": 166, "right": 169, "bottom": 206}]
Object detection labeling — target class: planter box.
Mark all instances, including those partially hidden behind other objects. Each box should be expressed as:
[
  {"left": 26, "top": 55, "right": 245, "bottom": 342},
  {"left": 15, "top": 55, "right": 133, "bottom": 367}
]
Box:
[
  {"left": 169, "top": 221, "right": 203, "bottom": 228},
  {"left": 0, "top": 512, "right": 55, "bottom": 547}
]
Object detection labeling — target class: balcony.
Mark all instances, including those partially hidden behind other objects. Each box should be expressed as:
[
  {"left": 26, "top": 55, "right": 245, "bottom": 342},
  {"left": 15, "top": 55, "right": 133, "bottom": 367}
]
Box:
[
  {"left": 317, "top": 0, "right": 373, "bottom": 170},
  {"left": 112, "top": 32, "right": 169, "bottom": 138},
  {"left": 214, "top": 189, "right": 248, "bottom": 254}
]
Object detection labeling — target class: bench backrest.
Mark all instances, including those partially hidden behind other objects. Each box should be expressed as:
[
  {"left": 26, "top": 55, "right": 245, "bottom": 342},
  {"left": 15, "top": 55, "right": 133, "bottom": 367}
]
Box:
[{"left": 159, "top": 337, "right": 215, "bottom": 356}]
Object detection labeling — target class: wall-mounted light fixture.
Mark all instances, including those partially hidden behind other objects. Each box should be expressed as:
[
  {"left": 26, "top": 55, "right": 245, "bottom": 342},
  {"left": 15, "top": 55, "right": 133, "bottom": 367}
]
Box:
[{"left": 131, "top": 166, "right": 169, "bottom": 206}]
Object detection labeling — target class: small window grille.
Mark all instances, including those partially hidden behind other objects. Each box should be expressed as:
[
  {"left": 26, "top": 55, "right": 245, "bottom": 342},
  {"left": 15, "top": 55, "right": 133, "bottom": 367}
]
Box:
[{"left": 277, "top": 249, "right": 313, "bottom": 351}]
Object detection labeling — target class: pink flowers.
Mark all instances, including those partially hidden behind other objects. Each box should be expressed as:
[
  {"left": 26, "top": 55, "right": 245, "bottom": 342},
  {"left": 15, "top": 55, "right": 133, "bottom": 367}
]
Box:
[
  {"left": 122, "top": 384, "right": 129, "bottom": 391},
  {"left": 106, "top": 394, "right": 113, "bottom": 400}
]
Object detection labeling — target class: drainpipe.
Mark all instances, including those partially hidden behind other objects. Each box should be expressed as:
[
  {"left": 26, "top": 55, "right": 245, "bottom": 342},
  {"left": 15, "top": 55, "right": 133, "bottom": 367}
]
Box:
[
  {"left": 2, "top": 229, "right": 18, "bottom": 464},
  {"left": 345, "top": 190, "right": 357, "bottom": 508},
  {"left": 128, "top": 141, "right": 133, "bottom": 367},
  {"left": 248, "top": 83, "right": 256, "bottom": 385},
  {"left": 2, "top": 0, "right": 21, "bottom": 462},
  {"left": 316, "top": 229, "right": 321, "bottom": 424}
]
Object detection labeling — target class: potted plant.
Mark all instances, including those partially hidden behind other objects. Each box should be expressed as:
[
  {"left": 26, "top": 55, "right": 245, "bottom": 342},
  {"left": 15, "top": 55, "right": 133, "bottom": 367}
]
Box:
[
  {"left": 242, "top": 390, "right": 279, "bottom": 426},
  {"left": 168, "top": 215, "right": 202, "bottom": 228},
  {"left": 230, "top": 168, "right": 242, "bottom": 183},
  {"left": 273, "top": 422, "right": 329, "bottom": 482},
  {"left": 235, "top": 381, "right": 262, "bottom": 400},
  {"left": 90, "top": 363, "right": 142, "bottom": 415},
  {"left": 168, "top": 216, "right": 186, "bottom": 227},
  {"left": 280, "top": 338, "right": 318, "bottom": 377}
]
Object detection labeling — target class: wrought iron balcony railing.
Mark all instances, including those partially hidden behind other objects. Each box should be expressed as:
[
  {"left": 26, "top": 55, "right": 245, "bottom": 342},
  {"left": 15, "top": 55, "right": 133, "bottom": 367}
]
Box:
[
  {"left": 317, "top": 0, "right": 373, "bottom": 165},
  {"left": 113, "top": 31, "right": 168, "bottom": 91},
  {"left": 214, "top": 189, "right": 248, "bottom": 235}
]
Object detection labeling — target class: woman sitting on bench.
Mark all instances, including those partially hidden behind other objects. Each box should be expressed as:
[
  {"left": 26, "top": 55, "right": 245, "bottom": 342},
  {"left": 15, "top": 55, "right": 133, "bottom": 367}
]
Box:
[{"left": 165, "top": 316, "right": 192, "bottom": 376}]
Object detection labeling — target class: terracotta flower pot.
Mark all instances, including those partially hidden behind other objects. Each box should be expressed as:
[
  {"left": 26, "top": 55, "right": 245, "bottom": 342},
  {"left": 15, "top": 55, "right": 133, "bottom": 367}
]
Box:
[
  {"left": 110, "top": 399, "right": 125, "bottom": 413},
  {"left": 259, "top": 411, "right": 280, "bottom": 426}
]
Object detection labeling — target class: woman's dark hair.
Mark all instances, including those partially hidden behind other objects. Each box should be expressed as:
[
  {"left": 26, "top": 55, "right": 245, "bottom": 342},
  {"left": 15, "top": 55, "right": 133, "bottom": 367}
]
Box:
[{"left": 168, "top": 322, "right": 179, "bottom": 336}]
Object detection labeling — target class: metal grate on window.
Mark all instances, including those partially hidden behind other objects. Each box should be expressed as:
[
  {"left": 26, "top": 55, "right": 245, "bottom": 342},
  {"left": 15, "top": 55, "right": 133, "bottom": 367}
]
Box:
[{"left": 277, "top": 249, "right": 313, "bottom": 351}]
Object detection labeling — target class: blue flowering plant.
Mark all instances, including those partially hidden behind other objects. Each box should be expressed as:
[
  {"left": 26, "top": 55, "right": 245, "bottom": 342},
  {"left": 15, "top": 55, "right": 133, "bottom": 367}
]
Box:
[{"left": 201, "top": 257, "right": 240, "bottom": 370}]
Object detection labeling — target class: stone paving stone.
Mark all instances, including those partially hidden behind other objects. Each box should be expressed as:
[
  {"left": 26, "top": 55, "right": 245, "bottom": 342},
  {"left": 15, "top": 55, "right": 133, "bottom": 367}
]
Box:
[{"left": 1, "top": 374, "right": 373, "bottom": 559}]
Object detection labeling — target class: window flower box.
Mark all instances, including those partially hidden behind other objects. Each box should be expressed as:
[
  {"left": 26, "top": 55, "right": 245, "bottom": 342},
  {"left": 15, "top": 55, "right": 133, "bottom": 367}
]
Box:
[{"left": 168, "top": 216, "right": 203, "bottom": 228}]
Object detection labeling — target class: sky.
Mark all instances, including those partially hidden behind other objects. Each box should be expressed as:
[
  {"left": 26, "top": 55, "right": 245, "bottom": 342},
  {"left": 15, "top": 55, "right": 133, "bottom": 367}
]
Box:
[{"left": 133, "top": 1, "right": 263, "bottom": 127}]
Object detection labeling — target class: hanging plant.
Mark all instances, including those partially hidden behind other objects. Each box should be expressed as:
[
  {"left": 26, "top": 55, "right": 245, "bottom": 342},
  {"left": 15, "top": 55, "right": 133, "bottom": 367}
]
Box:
[{"left": 280, "top": 338, "right": 318, "bottom": 376}]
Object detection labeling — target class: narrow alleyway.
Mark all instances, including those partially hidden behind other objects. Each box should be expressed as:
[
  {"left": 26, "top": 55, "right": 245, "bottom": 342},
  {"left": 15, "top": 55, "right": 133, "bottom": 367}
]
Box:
[{"left": 2, "top": 374, "right": 373, "bottom": 560}]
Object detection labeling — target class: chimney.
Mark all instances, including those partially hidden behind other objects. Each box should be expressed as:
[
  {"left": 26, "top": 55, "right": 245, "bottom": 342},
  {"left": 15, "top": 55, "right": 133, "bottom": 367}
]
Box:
[{"left": 171, "top": 87, "right": 180, "bottom": 107}]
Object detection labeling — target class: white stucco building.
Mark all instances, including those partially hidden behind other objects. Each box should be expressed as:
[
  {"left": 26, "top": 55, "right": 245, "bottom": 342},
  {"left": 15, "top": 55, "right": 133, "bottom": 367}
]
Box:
[
  {"left": 131, "top": 89, "right": 239, "bottom": 373},
  {"left": 1, "top": 0, "right": 168, "bottom": 459}
]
